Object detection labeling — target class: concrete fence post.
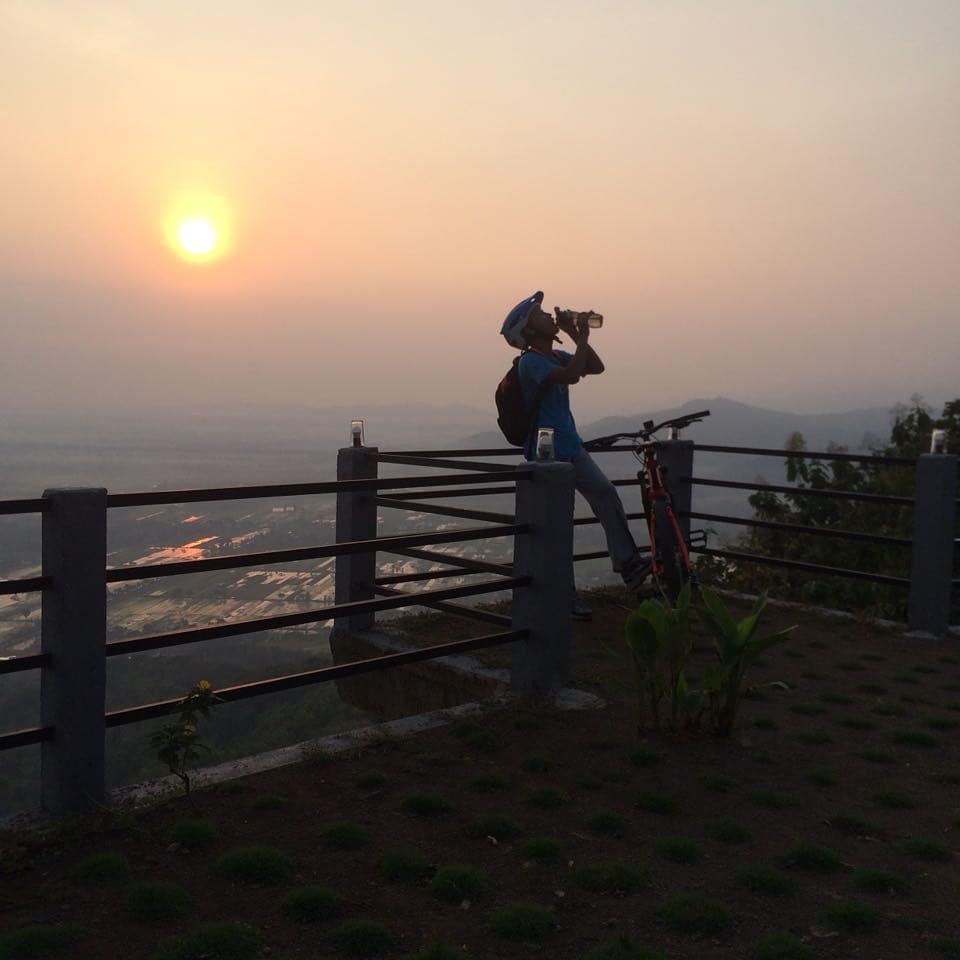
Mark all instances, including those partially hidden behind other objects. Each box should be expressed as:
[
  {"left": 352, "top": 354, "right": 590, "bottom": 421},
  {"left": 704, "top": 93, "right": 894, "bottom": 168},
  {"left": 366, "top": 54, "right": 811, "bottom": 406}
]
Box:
[
  {"left": 657, "top": 440, "right": 695, "bottom": 541},
  {"left": 510, "top": 461, "right": 575, "bottom": 696},
  {"left": 908, "top": 453, "right": 958, "bottom": 635},
  {"left": 40, "top": 487, "right": 107, "bottom": 814},
  {"left": 334, "top": 446, "right": 379, "bottom": 634}
]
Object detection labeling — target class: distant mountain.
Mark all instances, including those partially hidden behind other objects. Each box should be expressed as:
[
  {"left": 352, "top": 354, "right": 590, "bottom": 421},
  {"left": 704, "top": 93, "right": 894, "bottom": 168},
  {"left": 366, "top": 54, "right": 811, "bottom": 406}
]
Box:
[{"left": 457, "top": 396, "right": 898, "bottom": 453}]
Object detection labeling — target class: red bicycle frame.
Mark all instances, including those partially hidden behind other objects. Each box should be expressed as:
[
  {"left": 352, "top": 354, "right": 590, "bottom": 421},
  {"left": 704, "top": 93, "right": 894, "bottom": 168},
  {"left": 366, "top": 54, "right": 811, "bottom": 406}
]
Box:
[{"left": 636, "top": 440, "right": 693, "bottom": 582}]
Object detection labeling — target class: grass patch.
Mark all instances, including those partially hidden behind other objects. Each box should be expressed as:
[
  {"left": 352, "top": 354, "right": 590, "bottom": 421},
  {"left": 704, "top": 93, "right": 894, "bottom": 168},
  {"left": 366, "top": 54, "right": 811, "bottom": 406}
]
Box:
[
  {"left": 871, "top": 702, "right": 907, "bottom": 717},
  {"left": 628, "top": 747, "right": 663, "bottom": 768},
  {"left": 635, "top": 791, "right": 679, "bottom": 815},
  {"left": 123, "top": 881, "right": 189, "bottom": 922},
  {"left": 805, "top": 769, "right": 838, "bottom": 787},
  {"left": 528, "top": 786, "right": 567, "bottom": 809},
  {"left": 927, "top": 716, "right": 960, "bottom": 731},
  {"left": 656, "top": 894, "right": 732, "bottom": 937},
  {"left": 655, "top": 837, "right": 702, "bottom": 864},
  {"left": 698, "top": 773, "right": 738, "bottom": 792},
  {"left": 859, "top": 748, "right": 897, "bottom": 764},
  {"left": 821, "top": 898, "right": 880, "bottom": 931},
  {"left": 280, "top": 885, "right": 340, "bottom": 923},
  {"left": 466, "top": 814, "right": 521, "bottom": 841},
  {"left": 930, "top": 937, "right": 960, "bottom": 959},
  {"left": 378, "top": 847, "right": 431, "bottom": 884},
  {"left": 169, "top": 818, "right": 217, "bottom": 849},
  {"left": 752, "top": 932, "right": 813, "bottom": 959},
  {"left": 735, "top": 864, "right": 795, "bottom": 897},
  {"left": 839, "top": 717, "right": 876, "bottom": 731},
  {"left": 70, "top": 851, "right": 130, "bottom": 884},
  {"left": 574, "top": 861, "right": 648, "bottom": 894},
  {"left": 329, "top": 920, "right": 394, "bottom": 957},
  {"left": 582, "top": 936, "right": 665, "bottom": 960},
  {"left": 871, "top": 789, "right": 917, "bottom": 809},
  {"left": 837, "top": 660, "right": 865, "bottom": 672},
  {"left": 356, "top": 771, "right": 388, "bottom": 789},
  {"left": 709, "top": 819, "right": 752, "bottom": 844},
  {"left": 470, "top": 772, "right": 509, "bottom": 793},
  {"left": 753, "top": 717, "right": 778, "bottom": 731},
  {"left": 749, "top": 790, "right": 794, "bottom": 810},
  {"left": 321, "top": 821, "right": 368, "bottom": 850},
  {"left": 405, "top": 944, "right": 465, "bottom": 960},
  {"left": 524, "top": 754, "right": 554, "bottom": 773},
  {"left": 149, "top": 923, "right": 262, "bottom": 960},
  {"left": 0, "top": 924, "right": 82, "bottom": 959},
  {"left": 893, "top": 672, "right": 920, "bottom": 686},
  {"left": 898, "top": 837, "right": 952, "bottom": 862},
  {"left": 430, "top": 865, "right": 490, "bottom": 903},
  {"left": 585, "top": 811, "right": 627, "bottom": 837},
  {"left": 796, "top": 729, "right": 833, "bottom": 745},
  {"left": 250, "top": 794, "right": 284, "bottom": 811},
  {"left": 400, "top": 794, "right": 453, "bottom": 817},
  {"left": 830, "top": 813, "right": 886, "bottom": 838},
  {"left": 857, "top": 682, "right": 888, "bottom": 694},
  {"left": 931, "top": 771, "right": 960, "bottom": 785},
  {"left": 519, "top": 837, "right": 562, "bottom": 865},
  {"left": 488, "top": 902, "right": 555, "bottom": 941},
  {"left": 790, "top": 704, "right": 826, "bottom": 717},
  {"left": 819, "top": 692, "right": 855, "bottom": 705},
  {"left": 453, "top": 722, "right": 500, "bottom": 753},
  {"left": 890, "top": 729, "right": 941, "bottom": 748},
  {"left": 213, "top": 846, "right": 292, "bottom": 886},
  {"left": 779, "top": 842, "right": 841, "bottom": 872},
  {"left": 850, "top": 868, "right": 911, "bottom": 895}
]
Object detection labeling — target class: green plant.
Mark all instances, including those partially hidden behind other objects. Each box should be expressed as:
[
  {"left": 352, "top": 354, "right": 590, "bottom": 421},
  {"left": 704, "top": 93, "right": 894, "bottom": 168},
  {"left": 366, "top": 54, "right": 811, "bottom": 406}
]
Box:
[
  {"left": 356, "top": 771, "right": 388, "bottom": 789},
  {"left": 709, "top": 819, "right": 752, "bottom": 844},
  {"left": 150, "top": 680, "right": 220, "bottom": 804},
  {"left": 699, "top": 773, "right": 738, "bottom": 792},
  {"left": 898, "top": 838, "right": 952, "bottom": 862},
  {"left": 528, "top": 786, "right": 567, "bottom": 809},
  {"left": 585, "top": 811, "right": 627, "bottom": 837},
  {"left": 404, "top": 944, "right": 465, "bottom": 960},
  {"left": 400, "top": 794, "right": 453, "bottom": 817},
  {"left": 656, "top": 893, "right": 732, "bottom": 936},
  {"left": 0, "top": 924, "right": 82, "bottom": 959},
  {"left": 655, "top": 837, "right": 702, "bottom": 863},
  {"left": 470, "top": 772, "right": 509, "bottom": 792},
  {"left": 168, "top": 818, "right": 217, "bottom": 849},
  {"left": 429, "top": 865, "right": 489, "bottom": 903},
  {"left": 524, "top": 754, "right": 554, "bottom": 773},
  {"left": 628, "top": 747, "right": 663, "bottom": 768},
  {"left": 123, "top": 881, "right": 190, "bottom": 922},
  {"left": 329, "top": 920, "right": 394, "bottom": 956},
  {"left": 321, "top": 821, "right": 368, "bottom": 850},
  {"left": 805, "top": 769, "right": 838, "bottom": 787},
  {"left": 581, "top": 935, "right": 665, "bottom": 960},
  {"left": 697, "top": 587, "right": 796, "bottom": 737},
  {"left": 213, "top": 846, "right": 292, "bottom": 885},
  {"left": 779, "top": 842, "right": 841, "bottom": 872},
  {"left": 573, "top": 862, "right": 648, "bottom": 894},
  {"left": 379, "top": 848, "right": 431, "bottom": 883},
  {"left": 70, "top": 851, "right": 130, "bottom": 883},
  {"left": 871, "top": 789, "right": 917, "bottom": 809},
  {"left": 735, "top": 865, "right": 795, "bottom": 897},
  {"left": 830, "top": 813, "right": 886, "bottom": 838},
  {"left": 752, "top": 932, "right": 813, "bottom": 960},
  {"left": 635, "top": 791, "right": 679, "bottom": 815},
  {"left": 280, "top": 886, "right": 340, "bottom": 923},
  {"left": 821, "top": 899, "right": 880, "bottom": 931},
  {"left": 850, "top": 868, "right": 910, "bottom": 894},
  {"left": 466, "top": 814, "right": 521, "bottom": 840},
  {"left": 488, "top": 902, "right": 555, "bottom": 941},
  {"left": 519, "top": 837, "right": 562, "bottom": 864},
  {"left": 149, "top": 923, "right": 262, "bottom": 960}
]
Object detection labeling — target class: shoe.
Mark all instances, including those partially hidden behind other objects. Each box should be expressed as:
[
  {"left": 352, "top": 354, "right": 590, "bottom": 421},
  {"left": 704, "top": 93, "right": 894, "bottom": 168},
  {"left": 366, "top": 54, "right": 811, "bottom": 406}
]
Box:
[
  {"left": 621, "top": 553, "right": 653, "bottom": 591},
  {"left": 572, "top": 595, "right": 593, "bottom": 621}
]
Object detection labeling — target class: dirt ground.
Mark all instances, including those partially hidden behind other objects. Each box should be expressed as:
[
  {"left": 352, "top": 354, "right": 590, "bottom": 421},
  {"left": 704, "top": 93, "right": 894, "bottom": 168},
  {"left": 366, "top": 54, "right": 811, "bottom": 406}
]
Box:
[{"left": 2, "top": 588, "right": 959, "bottom": 959}]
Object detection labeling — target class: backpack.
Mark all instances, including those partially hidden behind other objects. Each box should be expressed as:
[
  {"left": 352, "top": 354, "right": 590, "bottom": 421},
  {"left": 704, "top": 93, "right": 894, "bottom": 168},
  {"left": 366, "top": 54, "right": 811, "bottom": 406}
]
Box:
[{"left": 495, "top": 355, "right": 552, "bottom": 447}]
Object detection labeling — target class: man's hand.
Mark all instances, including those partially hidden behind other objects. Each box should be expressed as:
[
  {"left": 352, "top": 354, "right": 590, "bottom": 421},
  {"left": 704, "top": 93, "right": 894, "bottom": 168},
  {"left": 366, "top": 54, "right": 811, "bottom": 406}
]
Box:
[{"left": 554, "top": 308, "right": 579, "bottom": 339}]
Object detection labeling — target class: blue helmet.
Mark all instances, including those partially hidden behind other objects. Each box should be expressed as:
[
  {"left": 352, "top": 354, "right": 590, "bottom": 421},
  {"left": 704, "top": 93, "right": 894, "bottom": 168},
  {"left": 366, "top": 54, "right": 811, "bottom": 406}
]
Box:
[{"left": 500, "top": 291, "right": 543, "bottom": 348}]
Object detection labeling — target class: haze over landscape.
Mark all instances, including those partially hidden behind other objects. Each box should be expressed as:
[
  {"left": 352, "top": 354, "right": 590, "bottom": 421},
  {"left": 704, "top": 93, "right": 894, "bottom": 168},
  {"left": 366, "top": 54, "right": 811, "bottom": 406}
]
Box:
[{"left": 2, "top": 0, "right": 958, "bottom": 435}]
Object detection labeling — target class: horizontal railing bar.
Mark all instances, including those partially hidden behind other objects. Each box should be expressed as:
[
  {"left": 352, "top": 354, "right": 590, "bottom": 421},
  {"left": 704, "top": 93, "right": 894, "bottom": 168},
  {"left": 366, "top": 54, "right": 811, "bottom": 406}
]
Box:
[
  {"left": 377, "top": 485, "right": 517, "bottom": 501},
  {"left": 0, "top": 725, "right": 53, "bottom": 751},
  {"left": 690, "top": 477, "right": 914, "bottom": 506},
  {"left": 0, "top": 576, "right": 49, "bottom": 596},
  {"left": 106, "top": 524, "right": 527, "bottom": 582},
  {"left": 695, "top": 546, "right": 911, "bottom": 586},
  {"left": 575, "top": 511, "right": 645, "bottom": 528},
  {"left": 105, "top": 471, "right": 517, "bottom": 508},
  {"left": 375, "top": 497, "right": 515, "bottom": 525},
  {"left": 376, "top": 567, "right": 473, "bottom": 585},
  {"left": 106, "top": 577, "right": 529, "bottom": 656},
  {"left": 0, "top": 499, "right": 48, "bottom": 516},
  {"left": 684, "top": 512, "right": 913, "bottom": 547},
  {"left": 385, "top": 547, "right": 514, "bottom": 577},
  {"left": 0, "top": 652, "right": 48, "bottom": 674},
  {"left": 612, "top": 478, "right": 643, "bottom": 488},
  {"left": 105, "top": 628, "right": 529, "bottom": 727},
  {"left": 695, "top": 443, "right": 917, "bottom": 466},
  {"left": 375, "top": 453, "right": 516, "bottom": 473},
  {"left": 378, "top": 448, "right": 517, "bottom": 458},
  {"left": 374, "top": 585, "right": 511, "bottom": 627},
  {"left": 573, "top": 542, "right": 652, "bottom": 565}
]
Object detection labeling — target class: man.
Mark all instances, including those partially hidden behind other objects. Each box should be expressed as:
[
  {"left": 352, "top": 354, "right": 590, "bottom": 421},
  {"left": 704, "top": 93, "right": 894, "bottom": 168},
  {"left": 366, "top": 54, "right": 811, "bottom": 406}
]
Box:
[{"left": 500, "top": 291, "right": 651, "bottom": 620}]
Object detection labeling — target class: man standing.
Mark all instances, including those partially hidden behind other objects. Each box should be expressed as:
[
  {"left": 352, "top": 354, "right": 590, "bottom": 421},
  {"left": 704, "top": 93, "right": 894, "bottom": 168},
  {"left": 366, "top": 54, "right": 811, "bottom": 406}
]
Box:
[{"left": 500, "top": 291, "right": 651, "bottom": 620}]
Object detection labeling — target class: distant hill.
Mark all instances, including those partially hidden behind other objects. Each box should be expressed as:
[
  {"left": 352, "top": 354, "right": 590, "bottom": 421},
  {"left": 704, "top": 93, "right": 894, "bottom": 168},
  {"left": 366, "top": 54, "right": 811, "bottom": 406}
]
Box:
[{"left": 457, "top": 396, "right": 897, "bottom": 453}]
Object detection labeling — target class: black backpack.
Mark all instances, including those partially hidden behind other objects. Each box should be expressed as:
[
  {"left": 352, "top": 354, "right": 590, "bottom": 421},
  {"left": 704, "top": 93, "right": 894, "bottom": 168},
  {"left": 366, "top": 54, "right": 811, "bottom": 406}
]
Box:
[{"left": 495, "top": 355, "right": 552, "bottom": 447}]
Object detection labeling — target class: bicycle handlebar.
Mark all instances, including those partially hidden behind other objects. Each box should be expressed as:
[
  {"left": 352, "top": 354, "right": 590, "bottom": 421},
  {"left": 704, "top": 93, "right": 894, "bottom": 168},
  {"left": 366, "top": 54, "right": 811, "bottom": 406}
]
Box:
[{"left": 584, "top": 409, "right": 711, "bottom": 450}]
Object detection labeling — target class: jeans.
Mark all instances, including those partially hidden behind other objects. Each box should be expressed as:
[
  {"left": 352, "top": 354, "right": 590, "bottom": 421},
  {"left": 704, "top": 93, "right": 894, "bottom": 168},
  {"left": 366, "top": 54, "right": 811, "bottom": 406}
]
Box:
[{"left": 568, "top": 446, "right": 638, "bottom": 595}]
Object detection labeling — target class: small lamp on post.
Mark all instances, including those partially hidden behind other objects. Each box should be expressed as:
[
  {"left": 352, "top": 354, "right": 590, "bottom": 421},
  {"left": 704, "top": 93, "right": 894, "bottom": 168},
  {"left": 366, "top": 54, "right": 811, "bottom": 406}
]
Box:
[
  {"left": 536, "top": 427, "right": 555, "bottom": 462},
  {"left": 350, "top": 420, "right": 364, "bottom": 448},
  {"left": 930, "top": 429, "right": 947, "bottom": 454}
]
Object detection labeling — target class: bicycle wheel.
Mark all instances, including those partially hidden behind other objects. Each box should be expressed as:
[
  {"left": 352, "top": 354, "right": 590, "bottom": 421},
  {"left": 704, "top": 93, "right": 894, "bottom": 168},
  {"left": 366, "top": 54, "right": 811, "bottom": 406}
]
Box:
[{"left": 651, "top": 498, "right": 687, "bottom": 603}]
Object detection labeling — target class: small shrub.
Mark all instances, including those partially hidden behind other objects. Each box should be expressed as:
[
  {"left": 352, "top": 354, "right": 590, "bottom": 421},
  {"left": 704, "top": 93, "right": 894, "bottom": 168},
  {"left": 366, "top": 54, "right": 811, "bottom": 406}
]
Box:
[
  {"left": 0, "top": 924, "right": 82, "bottom": 958},
  {"left": 213, "top": 846, "right": 292, "bottom": 886},
  {"left": 528, "top": 786, "right": 567, "bottom": 809},
  {"left": 837, "top": 660, "right": 865, "bottom": 672},
  {"left": 655, "top": 837, "right": 702, "bottom": 864},
  {"left": 585, "top": 811, "right": 627, "bottom": 837},
  {"left": 321, "top": 821, "right": 368, "bottom": 850},
  {"left": 524, "top": 754, "right": 555, "bottom": 773},
  {"left": 710, "top": 819, "right": 752, "bottom": 844},
  {"left": 329, "top": 920, "right": 394, "bottom": 957},
  {"left": 574, "top": 861, "right": 648, "bottom": 894},
  {"left": 931, "top": 771, "right": 960, "bottom": 785},
  {"left": 169, "top": 818, "right": 217, "bottom": 849},
  {"left": 839, "top": 717, "right": 876, "bottom": 731},
  {"left": 735, "top": 865, "right": 795, "bottom": 897},
  {"left": 860, "top": 748, "right": 897, "bottom": 764},
  {"left": 430, "top": 865, "right": 489, "bottom": 903},
  {"left": 379, "top": 848, "right": 431, "bottom": 884},
  {"left": 628, "top": 747, "right": 663, "bottom": 768},
  {"left": 281, "top": 885, "right": 340, "bottom": 923},
  {"left": 790, "top": 704, "right": 826, "bottom": 717},
  {"left": 753, "top": 716, "right": 778, "bottom": 730},
  {"left": 805, "top": 769, "right": 838, "bottom": 787},
  {"left": 889, "top": 729, "right": 940, "bottom": 748},
  {"left": 356, "top": 771, "right": 387, "bottom": 789},
  {"left": 656, "top": 894, "right": 731, "bottom": 936},
  {"left": 821, "top": 898, "right": 879, "bottom": 931},
  {"left": 749, "top": 790, "right": 794, "bottom": 810},
  {"left": 698, "top": 773, "right": 737, "bottom": 792},
  {"left": 470, "top": 772, "right": 508, "bottom": 792},
  {"left": 489, "top": 902, "right": 555, "bottom": 941},
  {"left": 898, "top": 838, "right": 952, "bottom": 862},
  {"left": 519, "top": 837, "right": 562, "bottom": 865},
  {"left": 927, "top": 716, "right": 959, "bottom": 731},
  {"left": 250, "top": 794, "right": 284, "bottom": 811},
  {"left": 466, "top": 814, "right": 521, "bottom": 841},
  {"left": 149, "top": 923, "right": 262, "bottom": 960},
  {"left": 582, "top": 935, "right": 665, "bottom": 960},
  {"left": 871, "top": 702, "right": 906, "bottom": 717},
  {"left": 857, "top": 682, "right": 887, "bottom": 693},
  {"left": 819, "top": 692, "right": 855, "bottom": 705},
  {"left": 401, "top": 794, "right": 453, "bottom": 817},
  {"left": 405, "top": 944, "right": 465, "bottom": 960},
  {"left": 871, "top": 789, "right": 917, "bottom": 809},
  {"left": 851, "top": 868, "right": 910, "bottom": 894},
  {"left": 830, "top": 813, "right": 886, "bottom": 839},
  {"left": 752, "top": 932, "right": 813, "bottom": 960},
  {"left": 796, "top": 730, "right": 833, "bottom": 745},
  {"left": 930, "top": 937, "right": 960, "bottom": 959},
  {"left": 70, "top": 851, "right": 129, "bottom": 883},
  {"left": 635, "top": 792, "right": 678, "bottom": 815},
  {"left": 453, "top": 722, "right": 500, "bottom": 753},
  {"left": 123, "top": 881, "right": 190, "bottom": 922},
  {"left": 780, "top": 842, "right": 840, "bottom": 872}
]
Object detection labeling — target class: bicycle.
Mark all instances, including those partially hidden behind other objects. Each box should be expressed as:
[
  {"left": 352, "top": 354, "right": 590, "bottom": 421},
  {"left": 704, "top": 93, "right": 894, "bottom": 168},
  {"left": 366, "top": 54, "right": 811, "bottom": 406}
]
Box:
[{"left": 585, "top": 409, "right": 711, "bottom": 601}]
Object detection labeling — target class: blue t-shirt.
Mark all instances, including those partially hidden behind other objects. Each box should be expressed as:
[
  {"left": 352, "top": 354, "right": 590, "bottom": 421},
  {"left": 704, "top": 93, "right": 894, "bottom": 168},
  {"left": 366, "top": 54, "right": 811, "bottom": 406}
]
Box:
[{"left": 518, "top": 349, "right": 583, "bottom": 461}]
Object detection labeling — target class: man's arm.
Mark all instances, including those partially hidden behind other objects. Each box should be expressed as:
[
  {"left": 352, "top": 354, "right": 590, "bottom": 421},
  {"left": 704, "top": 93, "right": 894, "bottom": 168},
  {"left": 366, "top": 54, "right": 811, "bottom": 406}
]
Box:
[{"left": 546, "top": 325, "right": 605, "bottom": 384}]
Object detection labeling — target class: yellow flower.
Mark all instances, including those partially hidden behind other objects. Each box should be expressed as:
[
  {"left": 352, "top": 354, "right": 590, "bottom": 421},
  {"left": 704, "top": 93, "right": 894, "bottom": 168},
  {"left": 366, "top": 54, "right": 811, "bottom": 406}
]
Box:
[
  {"left": 197, "top": 680, "right": 211, "bottom": 691},
  {"left": 183, "top": 723, "right": 197, "bottom": 734}
]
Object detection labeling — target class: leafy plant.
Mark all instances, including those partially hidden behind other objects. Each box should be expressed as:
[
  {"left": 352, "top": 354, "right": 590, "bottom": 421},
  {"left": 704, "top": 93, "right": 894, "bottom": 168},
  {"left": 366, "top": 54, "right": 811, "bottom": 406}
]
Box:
[{"left": 150, "top": 680, "right": 219, "bottom": 804}]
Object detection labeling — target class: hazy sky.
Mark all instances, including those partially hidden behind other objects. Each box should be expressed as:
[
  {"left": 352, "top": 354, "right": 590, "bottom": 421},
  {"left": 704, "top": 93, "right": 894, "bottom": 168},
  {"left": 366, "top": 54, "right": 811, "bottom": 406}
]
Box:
[{"left": 2, "top": 0, "right": 958, "bottom": 425}]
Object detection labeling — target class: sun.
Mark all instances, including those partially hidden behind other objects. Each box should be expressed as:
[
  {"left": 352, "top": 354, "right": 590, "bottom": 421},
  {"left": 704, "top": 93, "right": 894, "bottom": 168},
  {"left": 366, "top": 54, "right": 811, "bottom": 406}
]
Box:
[{"left": 165, "top": 193, "right": 232, "bottom": 264}]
